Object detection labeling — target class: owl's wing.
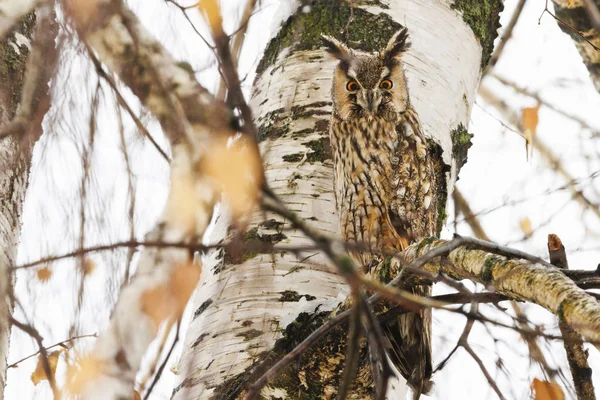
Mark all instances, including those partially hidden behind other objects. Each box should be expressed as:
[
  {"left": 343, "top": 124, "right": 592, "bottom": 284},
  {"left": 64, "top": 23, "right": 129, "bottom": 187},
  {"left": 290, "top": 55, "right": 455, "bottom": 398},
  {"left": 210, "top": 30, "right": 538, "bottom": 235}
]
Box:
[
  {"left": 383, "top": 285, "right": 433, "bottom": 398},
  {"left": 388, "top": 106, "right": 437, "bottom": 244},
  {"left": 384, "top": 106, "right": 437, "bottom": 398}
]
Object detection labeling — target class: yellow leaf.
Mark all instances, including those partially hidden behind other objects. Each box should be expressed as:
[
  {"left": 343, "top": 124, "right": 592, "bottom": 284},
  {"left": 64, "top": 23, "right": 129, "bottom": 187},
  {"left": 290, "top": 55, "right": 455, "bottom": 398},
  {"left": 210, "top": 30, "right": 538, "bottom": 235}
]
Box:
[
  {"left": 31, "top": 350, "right": 61, "bottom": 386},
  {"left": 141, "top": 261, "right": 201, "bottom": 331},
  {"left": 65, "top": 355, "right": 103, "bottom": 394},
  {"left": 166, "top": 150, "right": 197, "bottom": 235},
  {"left": 200, "top": 138, "right": 263, "bottom": 221},
  {"left": 522, "top": 104, "right": 540, "bottom": 161},
  {"left": 65, "top": 0, "right": 101, "bottom": 29},
  {"left": 36, "top": 267, "right": 52, "bottom": 282},
  {"left": 532, "top": 378, "right": 564, "bottom": 400},
  {"left": 198, "top": 0, "right": 223, "bottom": 36},
  {"left": 520, "top": 217, "right": 534, "bottom": 238}
]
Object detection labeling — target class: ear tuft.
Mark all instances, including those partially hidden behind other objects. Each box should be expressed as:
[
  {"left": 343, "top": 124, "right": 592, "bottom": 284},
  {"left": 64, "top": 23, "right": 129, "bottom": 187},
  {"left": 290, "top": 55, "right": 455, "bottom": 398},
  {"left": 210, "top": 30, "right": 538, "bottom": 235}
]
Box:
[
  {"left": 321, "top": 35, "right": 352, "bottom": 63},
  {"left": 380, "top": 27, "right": 411, "bottom": 62}
]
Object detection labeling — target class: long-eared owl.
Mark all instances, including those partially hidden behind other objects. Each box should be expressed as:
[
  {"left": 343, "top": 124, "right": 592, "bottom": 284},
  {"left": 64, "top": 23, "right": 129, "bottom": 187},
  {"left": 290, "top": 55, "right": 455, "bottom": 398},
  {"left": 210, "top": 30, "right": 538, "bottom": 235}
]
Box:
[{"left": 323, "top": 28, "right": 442, "bottom": 398}]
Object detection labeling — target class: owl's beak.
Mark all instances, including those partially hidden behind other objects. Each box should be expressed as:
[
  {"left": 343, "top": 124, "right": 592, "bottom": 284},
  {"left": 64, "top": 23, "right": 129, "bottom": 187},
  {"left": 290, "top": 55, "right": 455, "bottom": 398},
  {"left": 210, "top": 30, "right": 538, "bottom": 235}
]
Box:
[{"left": 358, "top": 90, "right": 382, "bottom": 115}]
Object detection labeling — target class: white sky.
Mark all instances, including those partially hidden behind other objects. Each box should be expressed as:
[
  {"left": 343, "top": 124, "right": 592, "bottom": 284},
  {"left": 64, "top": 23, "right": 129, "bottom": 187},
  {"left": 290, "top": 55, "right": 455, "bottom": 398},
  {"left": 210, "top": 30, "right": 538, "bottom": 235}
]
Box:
[{"left": 6, "top": 0, "right": 600, "bottom": 399}]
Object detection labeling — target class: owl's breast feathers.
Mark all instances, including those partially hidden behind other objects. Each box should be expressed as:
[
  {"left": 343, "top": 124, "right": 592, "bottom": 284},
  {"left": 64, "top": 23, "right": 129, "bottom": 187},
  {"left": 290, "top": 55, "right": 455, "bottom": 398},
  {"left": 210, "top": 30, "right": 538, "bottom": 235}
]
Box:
[
  {"left": 330, "top": 107, "right": 439, "bottom": 262},
  {"left": 329, "top": 106, "right": 437, "bottom": 397}
]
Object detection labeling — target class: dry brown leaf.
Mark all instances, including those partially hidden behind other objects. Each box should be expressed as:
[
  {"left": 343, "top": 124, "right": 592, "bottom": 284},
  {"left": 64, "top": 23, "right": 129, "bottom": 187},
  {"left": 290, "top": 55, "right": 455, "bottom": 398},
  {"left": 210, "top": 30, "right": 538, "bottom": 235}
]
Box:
[
  {"left": 547, "top": 233, "right": 562, "bottom": 252},
  {"left": 201, "top": 138, "right": 263, "bottom": 221},
  {"left": 532, "top": 378, "right": 564, "bottom": 400},
  {"left": 166, "top": 154, "right": 197, "bottom": 235},
  {"left": 141, "top": 261, "right": 201, "bottom": 331},
  {"left": 36, "top": 267, "right": 52, "bottom": 282},
  {"left": 83, "top": 258, "right": 96, "bottom": 276},
  {"left": 170, "top": 261, "right": 201, "bottom": 317},
  {"left": 64, "top": 0, "right": 101, "bottom": 29},
  {"left": 520, "top": 217, "right": 534, "bottom": 238},
  {"left": 198, "top": 0, "right": 223, "bottom": 35},
  {"left": 522, "top": 104, "right": 540, "bottom": 160},
  {"left": 65, "top": 355, "right": 103, "bottom": 394},
  {"left": 31, "top": 350, "right": 61, "bottom": 386},
  {"left": 141, "top": 283, "right": 172, "bottom": 332},
  {"left": 133, "top": 390, "right": 142, "bottom": 400}
]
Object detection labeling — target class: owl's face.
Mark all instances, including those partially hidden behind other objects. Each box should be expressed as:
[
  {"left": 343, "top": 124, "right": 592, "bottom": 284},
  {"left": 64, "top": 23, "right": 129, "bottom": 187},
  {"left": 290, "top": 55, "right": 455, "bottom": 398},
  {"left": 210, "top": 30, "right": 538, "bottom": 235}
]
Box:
[{"left": 322, "top": 29, "right": 411, "bottom": 121}]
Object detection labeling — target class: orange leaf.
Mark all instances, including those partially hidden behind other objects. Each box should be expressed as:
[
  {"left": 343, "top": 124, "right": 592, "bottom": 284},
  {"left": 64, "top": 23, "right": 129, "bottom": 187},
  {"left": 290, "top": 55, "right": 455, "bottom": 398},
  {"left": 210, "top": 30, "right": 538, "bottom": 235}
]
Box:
[
  {"left": 198, "top": 0, "right": 223, "bottom": 36},
  {"left": 141, "top": 283, "right": 172, "bottom": 332},
  {"left": 36, "top": 267, "right": 52, "bottom": 282},
  {"left": 31, "top": 350, "right": 61, "bottom": 386},
  {"left": 520, "top": 217, "right": 534, "bottom": 238},
  {"left": 201, "top": 138, "right": 263, "bottom": 221},
  {"left": 532, "top": 378, "right": 564, "bottom": 400},
  {"left": 522, "top": 104, "right": 540, "bottom": 160},
  {"left": 65, "top": 355, "right": 103, "bottom": 394},
  {"left": 141, "top": 261, "right": 201, "bottom": 331},
  {"left": 64, "top": 0, "right": 101, "bottom": 29}
]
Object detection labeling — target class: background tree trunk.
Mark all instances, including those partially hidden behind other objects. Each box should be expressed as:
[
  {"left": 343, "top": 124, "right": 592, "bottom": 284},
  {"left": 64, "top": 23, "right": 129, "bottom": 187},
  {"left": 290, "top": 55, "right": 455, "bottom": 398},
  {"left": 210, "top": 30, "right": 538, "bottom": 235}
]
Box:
[
  {"left": 551, "top": 0, "right": 600, "bottom": 92},
  {"left": 174, "top": 1, "right": 502, "bottom": 398},
  {"left": 0, "top": 11, "right": 36, "bottom": 399},
  {"left": 0, "top": 4, "right": 56, "bottom": 396}
]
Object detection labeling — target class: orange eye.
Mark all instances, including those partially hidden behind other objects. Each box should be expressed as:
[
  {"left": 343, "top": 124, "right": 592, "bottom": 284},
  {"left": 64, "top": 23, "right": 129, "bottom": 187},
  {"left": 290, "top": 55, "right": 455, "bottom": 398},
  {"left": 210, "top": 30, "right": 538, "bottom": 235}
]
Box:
[
  {"left": 346, "top": 81, "right": 359, "bottom": 91},
  {"left": 379, "top": 79, "right": 393, "bottom": 90}
]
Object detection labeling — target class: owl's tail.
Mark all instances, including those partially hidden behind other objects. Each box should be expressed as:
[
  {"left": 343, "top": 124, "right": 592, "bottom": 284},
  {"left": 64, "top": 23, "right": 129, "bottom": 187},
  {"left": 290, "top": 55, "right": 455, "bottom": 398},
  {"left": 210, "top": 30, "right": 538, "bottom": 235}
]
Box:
[{"left": 383, "top": 284, "right": 433, "bottom": 399}]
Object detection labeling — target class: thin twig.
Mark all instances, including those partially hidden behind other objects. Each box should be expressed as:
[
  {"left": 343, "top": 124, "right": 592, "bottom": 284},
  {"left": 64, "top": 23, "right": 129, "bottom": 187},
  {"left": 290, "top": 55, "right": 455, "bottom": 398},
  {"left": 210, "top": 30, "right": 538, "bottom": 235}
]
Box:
[
  {"left": 453, "top": 189, "right": 492, "bottom": 241},
  {"left": 484, "top": 0, "right": 527, "bottom": 75},
  {"left": 143, "top": 322, "right": 180, "bottom": 399},
  {"left": 7, "top": 333, "right": 96, "bottom": 369},
  {"left": 11, "top": 317, "right": 60, "bottom": 398},
  {"left": 539, "top": 0, "right": 600, "bottom": 51},
  {"left": 88, "top": 49, "right": 171, "bottom": 162},
  {"left": 216, "top": 0, "right": 257, "bottom": 101}
]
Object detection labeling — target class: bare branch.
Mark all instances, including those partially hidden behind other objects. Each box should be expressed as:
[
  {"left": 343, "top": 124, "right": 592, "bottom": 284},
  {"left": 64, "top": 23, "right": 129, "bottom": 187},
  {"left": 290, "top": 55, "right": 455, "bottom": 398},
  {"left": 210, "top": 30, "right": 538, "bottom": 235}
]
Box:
[{"left": 548, "top": 234, "right": 596, "bottom": 400}]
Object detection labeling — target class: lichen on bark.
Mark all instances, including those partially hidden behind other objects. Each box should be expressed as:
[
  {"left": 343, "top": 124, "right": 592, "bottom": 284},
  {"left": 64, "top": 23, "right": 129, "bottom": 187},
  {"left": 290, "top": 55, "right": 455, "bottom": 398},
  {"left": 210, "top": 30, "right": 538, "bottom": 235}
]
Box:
[
  {"left": 450, "top": 123, "right": 474, "bottom": 173},
  {"left": 451, "top": 0, "right": 504, "bottom": 68},
  {"left": 256, "top": 0, "right": 402, "bottom": 74}
]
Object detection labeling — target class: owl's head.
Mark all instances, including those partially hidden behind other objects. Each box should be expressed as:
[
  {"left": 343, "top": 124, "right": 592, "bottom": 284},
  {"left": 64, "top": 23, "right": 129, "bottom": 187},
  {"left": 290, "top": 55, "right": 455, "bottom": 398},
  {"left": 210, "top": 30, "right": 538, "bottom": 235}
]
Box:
[{"left": 322, "top": 28, "right": 411, "bottom": 121}]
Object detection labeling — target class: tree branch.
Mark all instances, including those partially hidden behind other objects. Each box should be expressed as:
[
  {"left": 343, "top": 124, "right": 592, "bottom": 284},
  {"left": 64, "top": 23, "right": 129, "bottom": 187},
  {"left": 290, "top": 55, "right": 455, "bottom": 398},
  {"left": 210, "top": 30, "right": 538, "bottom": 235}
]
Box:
[{"left": 548, "top": 234, "right": 596, "bottom": 400}]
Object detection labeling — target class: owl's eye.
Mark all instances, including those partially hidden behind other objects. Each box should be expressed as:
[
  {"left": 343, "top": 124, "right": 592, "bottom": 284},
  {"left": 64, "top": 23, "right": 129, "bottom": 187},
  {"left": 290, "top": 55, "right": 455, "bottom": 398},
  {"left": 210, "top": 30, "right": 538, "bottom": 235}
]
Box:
[
  {"left": 346, "top": 81, "right": 359, "bottom": 92},
  {"left": 379, "top": 79, "right": 393, "bottom": 90}
]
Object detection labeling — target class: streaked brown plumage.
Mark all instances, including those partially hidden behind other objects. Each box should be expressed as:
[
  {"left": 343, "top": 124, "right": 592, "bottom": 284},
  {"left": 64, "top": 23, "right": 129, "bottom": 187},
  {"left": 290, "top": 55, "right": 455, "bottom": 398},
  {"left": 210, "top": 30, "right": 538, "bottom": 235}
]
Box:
[{"left": 323, "top": 28, "right": 441, "bottom": 398}]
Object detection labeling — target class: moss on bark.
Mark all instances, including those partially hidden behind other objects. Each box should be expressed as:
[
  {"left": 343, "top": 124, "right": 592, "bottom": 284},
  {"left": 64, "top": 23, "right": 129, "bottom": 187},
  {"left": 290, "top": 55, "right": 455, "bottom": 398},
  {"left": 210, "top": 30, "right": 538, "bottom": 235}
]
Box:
[
  {"left": 0, "top": 11, "right": 36, "bottom": 122},
  {"left": 451, "top": 0, "right": 504, "bottom": 68},
  {"left": 256, "top": 0, "right": 401, "bottom": 75}
]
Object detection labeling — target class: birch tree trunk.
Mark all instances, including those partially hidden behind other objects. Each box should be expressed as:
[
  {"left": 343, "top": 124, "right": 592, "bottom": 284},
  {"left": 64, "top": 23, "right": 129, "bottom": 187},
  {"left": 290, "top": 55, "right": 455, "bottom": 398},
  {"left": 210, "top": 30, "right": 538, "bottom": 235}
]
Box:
[
  {"left": 0, "top": 11, "right": 37, "bottom": 399},
  {"left": 175, "top": 0, "right": 502, "bottom": 398}
]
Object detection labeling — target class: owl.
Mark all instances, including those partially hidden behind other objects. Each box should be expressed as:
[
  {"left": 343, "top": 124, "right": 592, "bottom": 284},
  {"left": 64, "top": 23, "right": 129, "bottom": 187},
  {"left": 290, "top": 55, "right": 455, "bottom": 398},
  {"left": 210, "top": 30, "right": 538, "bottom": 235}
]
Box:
[{"left": 323, "top": 28, "right": 441, "bottom": 398}]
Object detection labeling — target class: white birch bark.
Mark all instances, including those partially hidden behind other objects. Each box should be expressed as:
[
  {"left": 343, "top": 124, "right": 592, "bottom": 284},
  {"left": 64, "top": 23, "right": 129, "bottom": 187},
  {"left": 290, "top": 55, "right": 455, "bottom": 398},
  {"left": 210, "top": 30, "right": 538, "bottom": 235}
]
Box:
[{"left": 175, "top": 1, "right": 487, "bottom": 398}]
